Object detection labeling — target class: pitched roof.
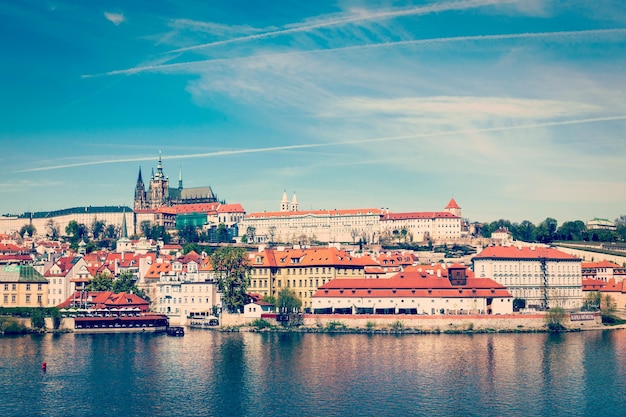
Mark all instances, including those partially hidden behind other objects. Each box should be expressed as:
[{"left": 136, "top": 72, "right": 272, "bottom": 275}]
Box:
[
  {"left": 313, "top": 268, "right": 511, "bottom": 298},
  {"left": 246, "top": 208, "right": 383, "bottom": 219},
  {"left": 473, "top": 246, "right": 579, "bottom": 261},
  {"left": 381, "top": 211, "right": 459, "bottom": 220},
  {"left": 445, "top": 198, "right": 461, "bottom": 209},
  {"left": 0, "top": 264, "right": 48, "bottom": 283}
]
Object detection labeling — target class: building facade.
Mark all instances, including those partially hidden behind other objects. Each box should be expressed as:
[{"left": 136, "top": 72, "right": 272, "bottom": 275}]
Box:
[
  {"left": 472, "top": 246, "right": 582, "bottom": 310},
  {"left": 312, "top": 264, "right": 513, "bottom": 315},
  {"left": 134, "top": 153, "right": 220, "bottom": 211},
  {"left": 0, "top": 264, "right": 49, "bottom": 308}
]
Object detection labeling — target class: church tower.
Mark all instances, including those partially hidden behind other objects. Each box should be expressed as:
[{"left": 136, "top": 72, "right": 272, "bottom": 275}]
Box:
[
  {"left": 280, "top": 190, "right": 289, "bottom": 212},
  {"left": 290, "top": 192, "right": 298, "bottom": 212},
  {"left": 445, "top": 198, "right": 462, "bottom": 218},
  {"left": 149, "top": 152, "right": 170, "bottom": 208},
  {"left": 134, "top": 167, "right": 147, "bottom": 211}
]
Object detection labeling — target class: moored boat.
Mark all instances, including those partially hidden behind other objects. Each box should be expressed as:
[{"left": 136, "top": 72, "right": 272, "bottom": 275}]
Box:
[{"left": 73, "top": 313, "right": 169, "bottom": 334}]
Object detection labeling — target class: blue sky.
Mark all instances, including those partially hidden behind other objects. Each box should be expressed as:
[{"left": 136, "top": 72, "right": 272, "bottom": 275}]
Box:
[{"left": 1, "top": 0, "right": 625, "bottom": 225}]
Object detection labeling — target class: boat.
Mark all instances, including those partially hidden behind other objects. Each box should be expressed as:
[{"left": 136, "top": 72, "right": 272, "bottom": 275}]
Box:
[
  {"left": 166, "top": 326, "right": 185, "bottom": 336},
  {"left": 73, "top": 312, "right": 169, "bottom": 334}
]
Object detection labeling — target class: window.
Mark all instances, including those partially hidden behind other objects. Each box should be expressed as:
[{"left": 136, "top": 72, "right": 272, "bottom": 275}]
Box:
[
  {"left": 3, "top": 284, "right": 7, "bottom": 291},
  {"left": 38, "top": 284, "right": 42, "bottom": 291},
  {"left": 11, "top": 284, "right": 16, "bottom": 291},
  {"left": 11, "top": 295, "right": 16, "bottom": 303},
  {"left": 26, "top": 295, "right": 30, "bottom": 303}
]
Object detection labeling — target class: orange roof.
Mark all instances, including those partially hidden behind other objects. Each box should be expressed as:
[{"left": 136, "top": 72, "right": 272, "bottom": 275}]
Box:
[
  {"left": 249, "top": 247, "right": 379, "bottom": 268},
  {"left": 582, "top": 260, "right": 621, "bottom": 269},
  {"left": 246, "top": 208, "right": 383, "bottom": 219},
  {"left": 445, "top": 198, "right": 461, "bottom": 209},
  {"left": 382, "top": 211, "right": 459, "bottom": 220},
  {"left": 218, "top": 203, "right": 245, "bottom": 213},
  {"left": 313, "top": 269, "right": 510, "bottom": 298},
  {"left": 474, "top": 246, "right": 579, "bottom": 260}
]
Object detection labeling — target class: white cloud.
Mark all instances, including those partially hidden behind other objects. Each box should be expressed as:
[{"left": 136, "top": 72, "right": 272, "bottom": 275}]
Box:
[{"left": 104, "top": 11, "right": 124, "bottom": 26}]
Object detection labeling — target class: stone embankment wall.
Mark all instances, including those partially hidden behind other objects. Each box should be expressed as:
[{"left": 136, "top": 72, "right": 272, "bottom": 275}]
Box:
[{"left": 221, "top": 312, "right": 602, "bottom": 331}]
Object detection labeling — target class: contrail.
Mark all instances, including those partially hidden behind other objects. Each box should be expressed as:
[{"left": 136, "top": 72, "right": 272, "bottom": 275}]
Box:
[
  {"left": 85, "top": 28, "right": 626, "bottom": 78},
  {"left": 15, "top": 115, "right": 626, "bottom": 173},
  {"left": 168, "top": 0, "right": 519, "bottom": 53}
]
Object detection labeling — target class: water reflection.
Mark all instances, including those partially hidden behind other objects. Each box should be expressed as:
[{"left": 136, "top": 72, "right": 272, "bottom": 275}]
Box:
[{"left": 1, "top": 330, "right": 625, "bottom": 416}]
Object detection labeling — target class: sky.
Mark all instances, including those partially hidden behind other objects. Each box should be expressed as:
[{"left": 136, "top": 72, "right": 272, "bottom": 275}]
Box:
[{"left": 0, "top": 0, "right": 625, "bottom": 225}]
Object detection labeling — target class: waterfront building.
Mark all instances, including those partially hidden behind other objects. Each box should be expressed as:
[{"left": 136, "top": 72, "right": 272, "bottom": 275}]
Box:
[
  {"left": 143, "top": 252, "right": 220, "bottom": 324},
  {"left": 312, "top": 264, "right": 512, "bottom": 315},
  {"left": 0, "top": 264, "right": 49, "bottom": 308},
  {"left": 581, "top": 260, "right": 626, "bottom": 283},
  {"left": 247, "top": 246, "right": 379, "bottom": 311},
  {"left": 472, "top": 246, "right": 582, "bottom": 310},
  {"left": 58, "top": 290, "right": 150, "bottom": 312},
  {"left": 44, "top": 255, "right": 91, "bottom": 307}
]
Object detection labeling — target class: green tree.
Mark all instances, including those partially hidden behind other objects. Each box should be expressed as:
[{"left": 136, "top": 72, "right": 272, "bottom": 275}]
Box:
[
  {"left": 212, "top": 247, "right": 250, "bottom": 313},
  {"left": 261, "top": 294, "right": 276, "bottom": 306},
  {"left": 545, "top": 307, "right": 566, "bottom": 332},
  {"left": 245, "top": 226, "right": 256, "bottom": 243},
  {"left": 65, "top": 220, "right": 88, "bottom": 243},
  {"left": 19, "top": 224, "right": 36, "bottom": 238},
  {"left": 30, "top": 308, "right": 46, "bottom": 331},
  {"left": 50, "top": 308, "right": 62, "bottom": 330},
  {"left": 104, "top": 224, "right": 119, "bottom": 239},
  {"left": 112, "top": 271, "right": 147, "bottom": 300},
  {"left": 582, "top": 291, "right": 601, "bottom": 311},
  {"left": 277, "top": 288, "right": 302, "bottom": 313},
  {"left": 556, "top": 220, "right": 586, "bottom": 241},
  {"left": 91, "top": 219, "right": 106, "bottom": 240},
  {"left": 46, "top": 219, "right": 60, "bottom": 240},
  {"left": 86, "top": 273, "right": 114, "bottom": 291},
  {"left": 536, "top": 218, "right": 558, "bottom": 244},
  {"left": 516, "top": 220, "right": 536, "bottom": 242},
  {"left": 615, "top": 215, "right": 626, "bottom": 241}
]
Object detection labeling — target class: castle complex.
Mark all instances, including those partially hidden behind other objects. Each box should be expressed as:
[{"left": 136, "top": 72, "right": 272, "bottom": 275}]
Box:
[{"left": 134, "top": 153, "right": 220, "bottom": 210}]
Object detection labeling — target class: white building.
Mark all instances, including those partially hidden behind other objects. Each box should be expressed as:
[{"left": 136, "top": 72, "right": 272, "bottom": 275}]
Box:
[
  {"left": 586, "top": 218, "right": 616, "bottom": 231},
  {"left": 472, "top": 246, "right": 582, "bottom": 310},
  {"left": 0, "top": 206, "right": 135, "bottom": 238},
  {"left": 239, "top": 193, "right": 462, "bottom": 244}
]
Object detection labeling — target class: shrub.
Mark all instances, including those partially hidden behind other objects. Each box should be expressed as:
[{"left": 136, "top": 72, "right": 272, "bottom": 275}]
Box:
[
  {"left": 250, "top": 319, "right": 272, "bottom": 329},
  {"left": 390, "top": 320, "right": 404, "bottom": 331},
  {"left": 545, "top": 307, "right": 566, "bottom": 332},
  {"left": 325, "top": 321, "right": 347, "bottom": 331},
  {"left": 365, "top": 321, "right": 376, "bottom": 330},
  {"left": 2, "top": 319, "right": 26, "bottom": 335},
  {"left": 30, "top": 308, "right": 46, "bottom": 331}
]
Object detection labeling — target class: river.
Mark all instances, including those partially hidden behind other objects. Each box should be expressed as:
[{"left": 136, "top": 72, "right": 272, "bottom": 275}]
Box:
[{"left": 1, "top": 329, "right": 625, "bottom": 416}]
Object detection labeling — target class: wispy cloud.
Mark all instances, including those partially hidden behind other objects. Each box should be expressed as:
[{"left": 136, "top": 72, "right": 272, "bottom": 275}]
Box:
[
  {"left": 14, "top": 115, "right": 626, "bottom": 173},
  {"left": 85, "top": 28, "right": 626, "bottom": 78},
  {"left": 104, "top": 11, "right": 124, "bottom": 26},
  {"left": 167, "top": 0, "right": 522, "bottom": 53}
]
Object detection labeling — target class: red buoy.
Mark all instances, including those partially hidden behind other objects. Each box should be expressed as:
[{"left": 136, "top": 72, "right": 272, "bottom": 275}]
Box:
[{"left": 42, "top": 362, "right": 47, "bottom": 372}]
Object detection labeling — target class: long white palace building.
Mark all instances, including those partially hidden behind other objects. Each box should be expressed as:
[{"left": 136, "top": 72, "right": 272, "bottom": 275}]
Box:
[{"left": 239, "top": 192, "right": 462, "bottom": 244}]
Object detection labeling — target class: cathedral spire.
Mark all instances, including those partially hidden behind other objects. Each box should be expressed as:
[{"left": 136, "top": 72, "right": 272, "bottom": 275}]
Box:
[{"left": 178, "top": 164, "right": 183, "bottom": 190}]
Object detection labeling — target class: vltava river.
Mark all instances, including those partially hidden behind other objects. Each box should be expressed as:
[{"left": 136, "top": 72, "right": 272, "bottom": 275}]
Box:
[{"left": 1, "top": 329, "right": 625, "bottom": 416}]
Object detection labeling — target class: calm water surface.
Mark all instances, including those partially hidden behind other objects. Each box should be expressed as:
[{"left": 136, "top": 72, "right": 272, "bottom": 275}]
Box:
[{"left": 1, "top": 329, "right": 625, "bottom": 416}]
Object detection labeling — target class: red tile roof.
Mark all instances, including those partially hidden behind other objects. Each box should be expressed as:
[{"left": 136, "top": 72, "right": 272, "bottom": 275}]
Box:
[
  {"left": 381, "top": 211, "right": 459, "bottom": 220},
  {"left": 246, "top": 208, "right": 384, "bottom": 219},
  {"left": 313, "top": 268, "right": 510, "bottom": 298},
  {"left": 445, "top": 198, "right": 461, "bottom": 209},
  {"left": 218, "top": 203, "right": 245, "bottom": 213},
  {"left": 474, "top": 246, "right": 579, "bottom": 260}
]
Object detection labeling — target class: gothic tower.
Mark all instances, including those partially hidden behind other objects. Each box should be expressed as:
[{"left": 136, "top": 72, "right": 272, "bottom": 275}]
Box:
[
  {"left": 149, "top": 152, "right": 169, "bottom": 208},
  {"left": 134, "top": 167, "right": 147, "bottom": 211}
]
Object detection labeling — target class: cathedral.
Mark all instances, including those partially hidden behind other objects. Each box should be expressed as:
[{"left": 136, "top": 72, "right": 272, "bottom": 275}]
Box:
[{"left": 133, "top": 153, "right": 220, "bottom": 210}]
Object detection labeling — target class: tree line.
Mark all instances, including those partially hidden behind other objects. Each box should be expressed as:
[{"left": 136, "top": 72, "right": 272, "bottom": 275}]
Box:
[{"left": 478, "top": 215, "right": 626, "bottom": 243}]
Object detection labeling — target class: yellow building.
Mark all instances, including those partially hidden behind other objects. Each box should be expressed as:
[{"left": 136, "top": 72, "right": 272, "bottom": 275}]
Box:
[
  {"left": 0, "top": 264, "right": 49, "bottom": 307},
  {"left": 247, "top": 247, "right": 379, "bottom": 311}
]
